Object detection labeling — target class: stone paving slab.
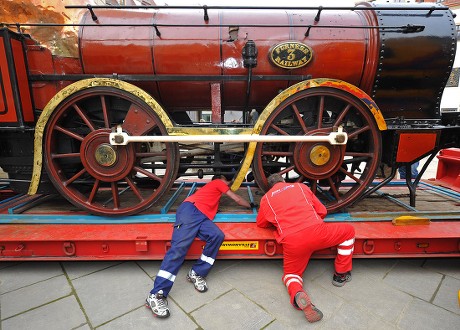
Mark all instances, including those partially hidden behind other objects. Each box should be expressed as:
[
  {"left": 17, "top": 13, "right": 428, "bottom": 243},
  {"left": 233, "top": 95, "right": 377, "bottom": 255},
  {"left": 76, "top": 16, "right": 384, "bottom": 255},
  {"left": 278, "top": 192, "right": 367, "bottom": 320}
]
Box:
[
  {"left": 424, "top": 258, "right": 460, "bottom": 280},
  {"left": 314, "top": 267, "right": 415, "bottom": 325},
  {"left": 168, "top": 267, "right": 234, "bottom": 313},
  {"left": 0, "top": 262, "right": 63, "bottom": 293},
  {"left": 398, "top": 297, "right": 460, "bottom": 330},
  {"left": 191, "top": 289, "right": 274, "bottom": 329},
  {"left": 101, "top": 300, "right": 198, "bottom": 329},
  {"left": 71, "top": 262, "right": 152, "bottom": 327},
  {"left": 433, "top": 275, "right": 460, "bottom": 315},
  {"left": 383, "top": 260, "right": 444, "bottom": 301},
  {"left": 320, "top": 301, "right": 397, "bottom": 330},
  {"left": 1, "top": 258, "right": 459, "bottom": 329},
  {"left": 351, "top": 258, "right": 398, "bottom": 280},
  {"left": 2, "top": 296, "right": 87, "bottom": 330},
  {"left": 1, "top": 275, "right": 71, "bottom": 319},
  {"left": 63, "top": 261, "right": 123, "bottom": 280}
]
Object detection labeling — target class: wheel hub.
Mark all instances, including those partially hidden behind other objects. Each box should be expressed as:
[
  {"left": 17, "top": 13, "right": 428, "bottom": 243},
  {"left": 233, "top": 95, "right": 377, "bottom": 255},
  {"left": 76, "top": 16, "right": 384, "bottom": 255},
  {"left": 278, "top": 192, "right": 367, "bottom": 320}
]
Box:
[
  {"left": 80, "top": 129, "right": 135, "bottom": 182},
  {"left": 293, "top": 132, "right": 345, "bottom": 180},
  {"left": 95, "top": 144, "right": 117, "bottom": 167},
  {"left": 309, "top": 145, "right": 331, "bottom": 166}
]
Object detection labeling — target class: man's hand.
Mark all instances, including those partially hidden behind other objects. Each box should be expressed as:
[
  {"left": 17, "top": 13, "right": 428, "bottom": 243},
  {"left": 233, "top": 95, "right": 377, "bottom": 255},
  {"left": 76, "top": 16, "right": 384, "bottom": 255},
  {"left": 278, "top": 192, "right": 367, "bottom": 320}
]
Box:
[{"left": 226, "top": 190, "right": 253, "bottom": 209}]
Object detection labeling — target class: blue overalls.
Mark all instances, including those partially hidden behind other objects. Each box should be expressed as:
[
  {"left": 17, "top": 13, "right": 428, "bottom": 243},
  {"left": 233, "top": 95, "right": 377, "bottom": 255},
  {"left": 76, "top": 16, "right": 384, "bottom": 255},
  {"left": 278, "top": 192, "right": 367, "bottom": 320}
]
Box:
[{"left": 150, "top": 201, "right": 225, "bottom": 296}]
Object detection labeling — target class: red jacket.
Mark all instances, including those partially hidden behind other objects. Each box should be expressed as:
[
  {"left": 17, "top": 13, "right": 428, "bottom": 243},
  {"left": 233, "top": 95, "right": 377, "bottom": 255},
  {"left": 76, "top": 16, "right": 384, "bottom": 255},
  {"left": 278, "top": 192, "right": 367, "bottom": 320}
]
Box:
[{"left": 256, "top": 182, "right": 327, "bottom": 243}]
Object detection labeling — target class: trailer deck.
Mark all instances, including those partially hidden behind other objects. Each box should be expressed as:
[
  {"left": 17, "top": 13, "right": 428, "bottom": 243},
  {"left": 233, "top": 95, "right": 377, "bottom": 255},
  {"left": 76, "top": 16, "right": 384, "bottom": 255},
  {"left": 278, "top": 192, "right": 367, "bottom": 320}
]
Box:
[{"left": 0, "top": 180, "right": 459, "bottom": 260}]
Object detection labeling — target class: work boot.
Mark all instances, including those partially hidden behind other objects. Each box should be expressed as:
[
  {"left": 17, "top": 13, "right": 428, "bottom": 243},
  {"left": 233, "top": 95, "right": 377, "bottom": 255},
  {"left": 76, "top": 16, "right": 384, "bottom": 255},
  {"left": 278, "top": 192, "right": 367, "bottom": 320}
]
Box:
[
  {"left": 145, "top": 290, "right": 170, "bottom": 318},
  {"left": 187, "top": 269, "right": 208, "bottom": 292},
  {"left": 332, "top": 271, "right": 352, "bottom": 287},
  {"left": 295, "top": 291, "right": 323, "bottom": 323}
]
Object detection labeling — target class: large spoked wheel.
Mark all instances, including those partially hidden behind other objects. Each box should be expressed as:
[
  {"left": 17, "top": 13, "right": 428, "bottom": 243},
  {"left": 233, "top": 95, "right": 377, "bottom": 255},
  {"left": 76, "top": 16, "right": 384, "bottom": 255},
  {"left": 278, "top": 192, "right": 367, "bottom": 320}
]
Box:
[
  {"left": 253, "top": 87, "right": 381, "bottom": 213},
  {"left": 43, "top": 87, "right": 179, "bottom": 216}
]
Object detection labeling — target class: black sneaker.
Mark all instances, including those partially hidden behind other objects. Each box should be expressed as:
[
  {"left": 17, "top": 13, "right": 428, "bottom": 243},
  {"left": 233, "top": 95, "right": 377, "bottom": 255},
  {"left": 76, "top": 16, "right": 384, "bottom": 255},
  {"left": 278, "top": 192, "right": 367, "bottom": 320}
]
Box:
[
  {"left": 145, "top": 290, "right": 170, "bottom": 318},
  {"left": 332, "top": 271, "right": 352, "bottom": 287},
  {"left": 294, "top": 291, "right": 323, "bottom": 323}
]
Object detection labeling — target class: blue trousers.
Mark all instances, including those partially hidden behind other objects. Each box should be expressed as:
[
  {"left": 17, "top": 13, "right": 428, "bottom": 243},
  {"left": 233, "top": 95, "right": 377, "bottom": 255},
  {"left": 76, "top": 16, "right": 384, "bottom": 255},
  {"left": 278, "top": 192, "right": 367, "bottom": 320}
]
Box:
[
  {"left": 150, "top": 202, "right": 225, "bottom": 297},
  {"left": 398, "top": 161, "right": 420, "bottom": 179}
]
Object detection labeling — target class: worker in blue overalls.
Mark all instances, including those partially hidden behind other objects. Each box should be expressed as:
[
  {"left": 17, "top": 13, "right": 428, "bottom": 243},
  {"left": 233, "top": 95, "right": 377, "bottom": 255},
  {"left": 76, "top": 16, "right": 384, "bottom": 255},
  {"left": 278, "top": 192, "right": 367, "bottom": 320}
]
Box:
[{"left": 146, "top": 175, "right": 253, "bottom": 318}]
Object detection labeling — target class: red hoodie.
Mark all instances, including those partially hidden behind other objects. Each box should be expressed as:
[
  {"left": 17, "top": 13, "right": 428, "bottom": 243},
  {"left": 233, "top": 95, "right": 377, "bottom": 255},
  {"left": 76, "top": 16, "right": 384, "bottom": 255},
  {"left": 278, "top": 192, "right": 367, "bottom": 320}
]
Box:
[{"left": 256, "top": 182, "right": 327, "bottom": 243}]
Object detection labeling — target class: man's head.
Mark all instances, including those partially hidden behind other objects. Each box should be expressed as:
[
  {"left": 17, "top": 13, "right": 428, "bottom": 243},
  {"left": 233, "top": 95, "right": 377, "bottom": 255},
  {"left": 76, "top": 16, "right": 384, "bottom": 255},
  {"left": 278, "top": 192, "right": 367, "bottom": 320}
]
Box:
[
  {"left": 267, "top": 173, "right": 285, "bottom": 189},
  {"left": 211, "top": 174, "right": 233, "bottom": 184}
]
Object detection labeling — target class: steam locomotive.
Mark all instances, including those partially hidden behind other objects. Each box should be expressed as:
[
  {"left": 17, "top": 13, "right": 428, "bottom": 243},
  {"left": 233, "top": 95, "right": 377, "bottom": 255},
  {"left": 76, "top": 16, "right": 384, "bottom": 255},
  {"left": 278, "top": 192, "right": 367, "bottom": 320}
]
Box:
[{"left": 0, "top": 2, "right": 458, "bottom": 216}]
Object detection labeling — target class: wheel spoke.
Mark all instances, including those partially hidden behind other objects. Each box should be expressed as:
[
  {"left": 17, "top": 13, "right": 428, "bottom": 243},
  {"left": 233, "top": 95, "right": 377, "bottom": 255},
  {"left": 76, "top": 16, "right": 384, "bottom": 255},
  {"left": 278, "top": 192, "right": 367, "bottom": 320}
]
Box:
[
  {"left": 134, "top": 166, "right": 162, "bottom": 182},
  {"left": 64, "top": 168, "right": 87, "bottom": 186},
  {"left": 348, "top": 125, "right": 370, "bottom": 139},
  {"left": 54, "top": 125, "right": 84, "bottom": 141},
  {"left": 110, "top": 182, "right": 120, "bottom": 209},
  {"left": 100, "top": 95, "right": 110, "bottom": 129},
  {"left": 278, "top": 165, "right": 295, "bottom": 176},
  {"left": 338, "top": 166, "right": 362, "bottom": 184},
  {"left": 51, "top": 152, "right": 80, "bottom": 159},
  {"left": 345, "top": 152, "right": 374, "bottom": 158},
  {"left": 327, "top": 177, "right": 341, "bottom": 200},
  {"left": 295, "top": 174, "right": 305, "bottom": 183},
  {"left": 125, "top": 176, "right": 145, "bottom": 202},
  {"left": 310, "top": 180, "right": 318, "bottom": 194},
  {"left": 333, "top": 104, "right": 352, "bottom": 127},
  {"left": 317, "top": 96, "right": 325, "bottom": 129},
  {"left": 87, "top": 179, "right": 100, "bottom": 203},
  {"left": 72, "top": 104, "right": 96, "bottom": 131},
  {"left": 261, "top": 151, "right": 293, "bottom": 157},
  {"left": 292, "top": 103, "right": 308, "bottom": 134},
  {"left": 270, "top": 123, "right": 289, "bottom": 135}
]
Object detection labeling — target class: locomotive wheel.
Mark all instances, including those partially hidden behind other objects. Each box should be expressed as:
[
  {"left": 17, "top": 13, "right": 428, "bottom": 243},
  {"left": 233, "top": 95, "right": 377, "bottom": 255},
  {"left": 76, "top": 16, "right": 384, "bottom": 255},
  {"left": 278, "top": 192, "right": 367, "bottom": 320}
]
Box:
[
  {"left": 43, "top": 86, "right": 179, "bottom": 216},
  {"left": 253, "top": 87, "right": 381, "bottom": 213}
]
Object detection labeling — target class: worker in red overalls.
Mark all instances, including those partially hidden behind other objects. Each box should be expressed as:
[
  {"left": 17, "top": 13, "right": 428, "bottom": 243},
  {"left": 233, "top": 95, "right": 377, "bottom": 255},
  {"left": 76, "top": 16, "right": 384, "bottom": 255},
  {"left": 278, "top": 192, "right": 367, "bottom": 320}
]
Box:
[{"left": 256, "top": 173, "right": 355, "bottom": 323}]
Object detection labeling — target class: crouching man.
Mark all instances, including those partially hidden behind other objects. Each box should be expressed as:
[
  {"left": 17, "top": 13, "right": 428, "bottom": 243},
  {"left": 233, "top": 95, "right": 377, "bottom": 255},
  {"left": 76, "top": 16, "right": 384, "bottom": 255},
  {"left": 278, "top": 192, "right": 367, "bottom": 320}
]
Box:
[{"left": 256, "top": 174, "right": 355, "bottom": 323}]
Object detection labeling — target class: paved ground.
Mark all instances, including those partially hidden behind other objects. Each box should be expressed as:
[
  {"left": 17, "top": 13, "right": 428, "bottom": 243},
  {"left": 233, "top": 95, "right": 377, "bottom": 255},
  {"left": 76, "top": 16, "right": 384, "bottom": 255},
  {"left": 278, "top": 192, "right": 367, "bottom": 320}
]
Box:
[
  {"left": 1, "top": 155, "right": 459, "bottom": 329},
  {"left": 1, "top": 257, "right": 459, "bottom": 329}
]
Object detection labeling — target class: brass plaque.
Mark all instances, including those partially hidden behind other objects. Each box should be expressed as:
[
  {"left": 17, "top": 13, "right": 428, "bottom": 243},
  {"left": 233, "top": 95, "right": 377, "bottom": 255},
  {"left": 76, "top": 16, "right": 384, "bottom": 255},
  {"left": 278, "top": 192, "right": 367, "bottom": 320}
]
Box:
[{"left": 269, "top": 41, "right": 313, "bottom": 69}]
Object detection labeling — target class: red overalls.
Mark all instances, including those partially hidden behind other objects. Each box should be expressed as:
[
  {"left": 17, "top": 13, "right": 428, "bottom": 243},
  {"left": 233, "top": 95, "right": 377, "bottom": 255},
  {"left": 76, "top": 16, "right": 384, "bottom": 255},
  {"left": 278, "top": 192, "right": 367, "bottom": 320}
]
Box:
[{"left": 256, "top": 182, "right": 355, "bottom": 308}]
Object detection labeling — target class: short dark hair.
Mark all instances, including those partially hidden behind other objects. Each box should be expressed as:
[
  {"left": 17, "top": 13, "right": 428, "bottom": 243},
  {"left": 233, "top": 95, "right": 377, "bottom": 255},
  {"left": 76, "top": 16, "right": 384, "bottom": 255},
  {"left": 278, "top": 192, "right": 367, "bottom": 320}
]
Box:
[
  {"left": 267, "top": 173, "right": 284, "bottom": 188},
  {"left": 212, "top": 174, "right": 233, "bottom": 181}
]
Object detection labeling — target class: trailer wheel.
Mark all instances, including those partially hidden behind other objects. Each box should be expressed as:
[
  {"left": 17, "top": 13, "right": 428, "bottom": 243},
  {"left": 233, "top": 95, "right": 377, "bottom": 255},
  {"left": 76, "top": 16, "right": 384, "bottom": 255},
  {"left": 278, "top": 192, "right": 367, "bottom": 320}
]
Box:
[
  {"left": 43, "top": 86, "right": 179, "bottom": 216},
  {"left": 252, "top": 87, "right": 381, "bottom": 213}
]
